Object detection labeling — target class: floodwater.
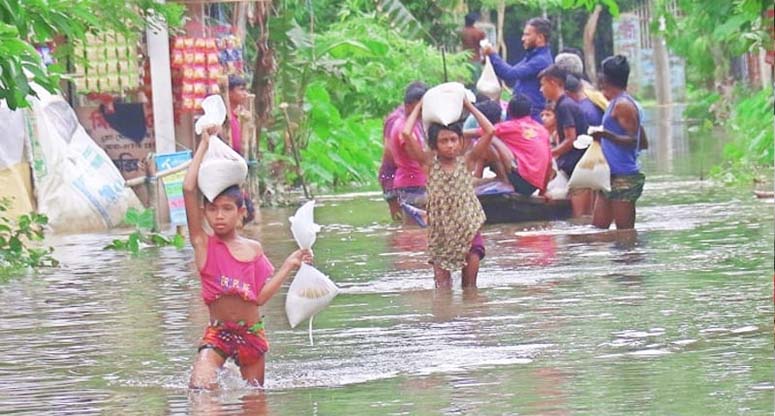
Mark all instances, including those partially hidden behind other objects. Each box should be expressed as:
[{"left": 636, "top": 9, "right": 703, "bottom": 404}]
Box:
[{"left": 1, "top": 105, "right": 772, "bottom": 415}]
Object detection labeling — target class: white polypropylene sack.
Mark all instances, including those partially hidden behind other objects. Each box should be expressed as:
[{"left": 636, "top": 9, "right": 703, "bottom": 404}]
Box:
[
  {"left": 476, "top": 56, "right": 501, "bottom": 100},
  {"left": 289, "top": 200, "right": 321, "bottom": 250},
  {"left": 285, "top": 263, "right": 339, "bottom": 328},
  {"left": 197, "top": 136, "right": 248, "bottom": 202},
  {"left": 24, "top": 86, "right": 141, "bottom": 233},
  {"left": 422, "top": 82, "right": 476, "bottom": 128},
  {"left": 567, "top": 142, "right": 611, "bottom": 191},
  {"left": 546, "top": 168, "right": 569, "bottom": 200},
  {"left": 194, "top": 95, "right": 227, "bottom": 135}
]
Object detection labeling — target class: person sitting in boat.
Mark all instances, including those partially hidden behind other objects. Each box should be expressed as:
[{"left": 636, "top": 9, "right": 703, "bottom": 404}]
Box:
[
  {"left": 462, "top": 98, "right": 509, "bottom": 182},
  {"left": 469, "top": 94, "right": 552, "bottom": 197},
  {"left": 387, "top": 82, "right": 429, "bottom": 210}
]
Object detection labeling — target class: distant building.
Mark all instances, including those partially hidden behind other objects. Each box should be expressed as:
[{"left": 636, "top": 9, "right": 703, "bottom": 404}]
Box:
[{"left": 612, "top": 3, "right": 686, "bottom": 102}]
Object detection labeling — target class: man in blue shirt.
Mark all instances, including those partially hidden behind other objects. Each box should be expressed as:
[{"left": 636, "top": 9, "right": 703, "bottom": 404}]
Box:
[{"left": 482, "top": 17, "right": 553, "bottom": 121}]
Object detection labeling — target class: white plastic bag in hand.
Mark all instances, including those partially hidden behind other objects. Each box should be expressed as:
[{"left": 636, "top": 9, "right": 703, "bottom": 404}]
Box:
[
  {"left": 546, "top": 167, "right": 569, "bottom": 200},
  {"left": 567, "top": 141, "right": 611, "bottom": 191},
  {"left": 197, "top": 136, "right": 248, "bottom": 202},
  {"left": 422, "top": 82, "right": 476, "bottom": 128},
  {"left": 289, "top": 200, "right": 321, "bottom": 249},
  {"left": 285, "top": 263, "right": 339, "bottom": 328},
  {"left": 194, "top": 95, "right": 227, "bottom": 135},
  {"left": 476, "top": 56, "right": 501, "bottom": 100}
]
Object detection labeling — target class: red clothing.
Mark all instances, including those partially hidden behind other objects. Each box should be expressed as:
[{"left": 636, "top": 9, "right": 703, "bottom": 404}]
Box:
[
  {"left": 199, "top": 235, "right": 275, "bottom": 305},
  {"left": 230, "top": 109, "right": 242, "bottom": 155},
  {"left": 199, "top": 320, "right": 269, "bottom": 366},
  {"left": 494, "top": 117, "right": 552, "bottom": 190},
  {"left": 388, "top": 113, "right": 427, "bottom": 189}
]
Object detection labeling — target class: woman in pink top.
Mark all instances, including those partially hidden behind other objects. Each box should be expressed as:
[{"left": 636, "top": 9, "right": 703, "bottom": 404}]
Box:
[
  {"left": 389, "top": 82, "right": 429, "bottom": 208},
  {"left": 184, "top": 129, "right": 312, "bottom": 389}
]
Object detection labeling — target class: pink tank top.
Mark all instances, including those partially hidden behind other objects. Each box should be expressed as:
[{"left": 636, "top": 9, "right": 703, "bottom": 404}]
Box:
[{"left": 199, "top": 236, "right": 275, "bottom": 305}]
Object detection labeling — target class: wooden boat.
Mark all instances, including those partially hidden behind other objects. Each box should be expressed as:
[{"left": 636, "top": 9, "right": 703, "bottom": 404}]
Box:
[{"left": 477, "top": 193, "right": 571, "bottom": 224}]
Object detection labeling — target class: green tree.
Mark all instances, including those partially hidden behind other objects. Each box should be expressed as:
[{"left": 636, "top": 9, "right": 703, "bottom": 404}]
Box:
[
  {"left": 0, "top": 0, "right": 183, "bottom": 109},
  {"left": 656, "top": 0, "right": 772, "bottom": 88}
]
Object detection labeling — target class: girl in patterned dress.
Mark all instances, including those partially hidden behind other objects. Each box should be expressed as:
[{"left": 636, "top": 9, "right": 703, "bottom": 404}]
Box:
[{"left": 401, "top": 98, "right": 495, "bottom": 288}]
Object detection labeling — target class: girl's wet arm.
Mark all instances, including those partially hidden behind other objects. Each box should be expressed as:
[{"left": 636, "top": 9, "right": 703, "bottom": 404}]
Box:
[
  {"left": 257, "top": 249, "right": 312, "bottom": 305},
  {"left": 183, "top": 132, "right": 212, "bottom": 258}
]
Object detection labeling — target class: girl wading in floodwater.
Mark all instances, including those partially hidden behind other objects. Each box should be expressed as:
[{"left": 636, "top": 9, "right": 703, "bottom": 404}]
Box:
[
  {"left": 402, "top": 97, "right": 495, "bottom": 288},
  {"left": 183, "top": 128, "right": 312, "bottom": 389}
]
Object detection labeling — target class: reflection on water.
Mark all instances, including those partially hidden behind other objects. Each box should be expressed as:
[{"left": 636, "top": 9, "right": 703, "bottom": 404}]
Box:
[{"left": 0, "top": 107, "right": 773, "bottom": 415}]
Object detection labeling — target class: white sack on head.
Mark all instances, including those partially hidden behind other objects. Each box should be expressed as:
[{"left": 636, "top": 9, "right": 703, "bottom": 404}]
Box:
[
  {"left": 285, "top": 263, "right": 339, "bottom": 328},
  {"left": 476, "top": 56, "right": 501, "bottom": 101},
  {"left": 567, "top": 141, "right": 610, "bottom": 191},
  {"left": 194, "top": 95, "right": 227, "bottom": 135},
  {"left": 197, "top": 136, "right": 248, "bottom": 202},
  {"left": 422, "top": 82, "right": 476, "bottom": 129},
  {"left": 289, "top": 200, "right": 321, "bottom": 250}
]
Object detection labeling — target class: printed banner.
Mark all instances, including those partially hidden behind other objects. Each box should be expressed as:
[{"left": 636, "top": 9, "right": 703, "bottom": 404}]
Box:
[{"left": 155, "top": 151, "right": 192, "bottom": 226}]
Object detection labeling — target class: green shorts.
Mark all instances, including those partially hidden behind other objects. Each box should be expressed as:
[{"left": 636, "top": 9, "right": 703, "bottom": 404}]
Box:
[{"left": 603, "top": 172, "right": 645, "bottom": 202}]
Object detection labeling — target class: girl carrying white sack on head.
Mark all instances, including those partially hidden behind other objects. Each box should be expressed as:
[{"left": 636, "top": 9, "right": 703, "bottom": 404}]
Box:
[{"left": 183, "top": 124, "right": 312, "bottom": 389}]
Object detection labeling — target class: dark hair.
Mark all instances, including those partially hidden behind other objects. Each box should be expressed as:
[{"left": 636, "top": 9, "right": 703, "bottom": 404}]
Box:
[
  {"left": 404, "top": 81, "right": 428, "bottom": 105},
  {"left": 475, "top": 99, "right": 503, "bottom": 125},
  {"left": 428, "top": 121, "right": 463, "bottom": 150},
  {"left": 600, "top": 55, "right": 630, "bottom": 89},
  {"left": 474, "top": 92, "right": 491, "bottom": 103},
  {"left": 465, "top": 12, "right": 480, "bottom": 27},
  {"left": 507, "top": 94, "right": 532, "bottom": 119},
  {"left": 207, "top": 185, "right": 244, "bottom": 206},
  {"left": 526, "top": 17, "right": 552, "bottom": 41},
  {"left": 206, "top": 185, "right": 255, "bottom": 225},
  {"left": 566, "top": 74, "right": 582, "bottom": 93},
  {"left": 228, "top": 74, "right": 247, "bottom": 90},
  {"left": 538, "top": 64, "right": 568, "bottom": 86}
]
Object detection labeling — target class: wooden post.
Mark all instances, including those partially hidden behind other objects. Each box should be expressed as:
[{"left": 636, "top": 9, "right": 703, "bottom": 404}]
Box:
[
  {"left": 146, "top": 1, "right": 176, "bottom": 155},
  {"left": 243, "top": 92, "right": 261, "bottom": 221}
]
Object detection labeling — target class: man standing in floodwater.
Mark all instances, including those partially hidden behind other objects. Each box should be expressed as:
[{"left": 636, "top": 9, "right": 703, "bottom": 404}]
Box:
[
  {"left": 590, "top": 55, "right": 648, "bottom": 230},
  {"left": 482, "top": 17, "right": 553, "bottom": 122}
]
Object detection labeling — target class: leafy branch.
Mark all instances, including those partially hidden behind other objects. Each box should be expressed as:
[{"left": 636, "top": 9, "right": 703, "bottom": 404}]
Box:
[
  {"left": 104, "top": 208, "right": 185, "bottom": 255},
  {"left": 0, "top": 198, "right": 58, "bottom": 277}
]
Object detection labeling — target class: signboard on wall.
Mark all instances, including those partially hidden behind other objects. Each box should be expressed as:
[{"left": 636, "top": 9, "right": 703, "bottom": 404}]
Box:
[
  {"left": 76, "top": 103, "right": 155, "bottom": 206},
  {"left": 155, "top": 151, "right": 191, "bottom": 226}
]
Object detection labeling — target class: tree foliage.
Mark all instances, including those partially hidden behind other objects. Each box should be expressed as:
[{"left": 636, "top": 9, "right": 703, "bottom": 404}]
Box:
[
  {"left": 258, "top": 8, "right": 471, "bottom": 190},
  {"left": 0, "top": 198, "right": 57, "bottom": 277},
  {"left": 0, "top": 0, "right": 183, "bottom": 109},
  {"left": 656, "top": 0, "right": 772, "bottom": 86},
  {"left": 104, "top": 208, "right": 185, "bottom": 255}
]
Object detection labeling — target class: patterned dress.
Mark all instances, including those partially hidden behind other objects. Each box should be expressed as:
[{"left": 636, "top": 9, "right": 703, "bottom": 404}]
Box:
[{"left": 427, "top": 157, "right": 486, "bottom": 271}]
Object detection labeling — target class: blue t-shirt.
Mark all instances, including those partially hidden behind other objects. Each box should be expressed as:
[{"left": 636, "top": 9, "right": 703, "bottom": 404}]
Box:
[
  {"left": 555, "top": 95, "right": 589, "bottom": 176},
  {"left": 578, "top": 97, "right": 604, "bottom": 127},
  {"left": 489, "top": 46, "right": 553, "bottom": 121}
]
